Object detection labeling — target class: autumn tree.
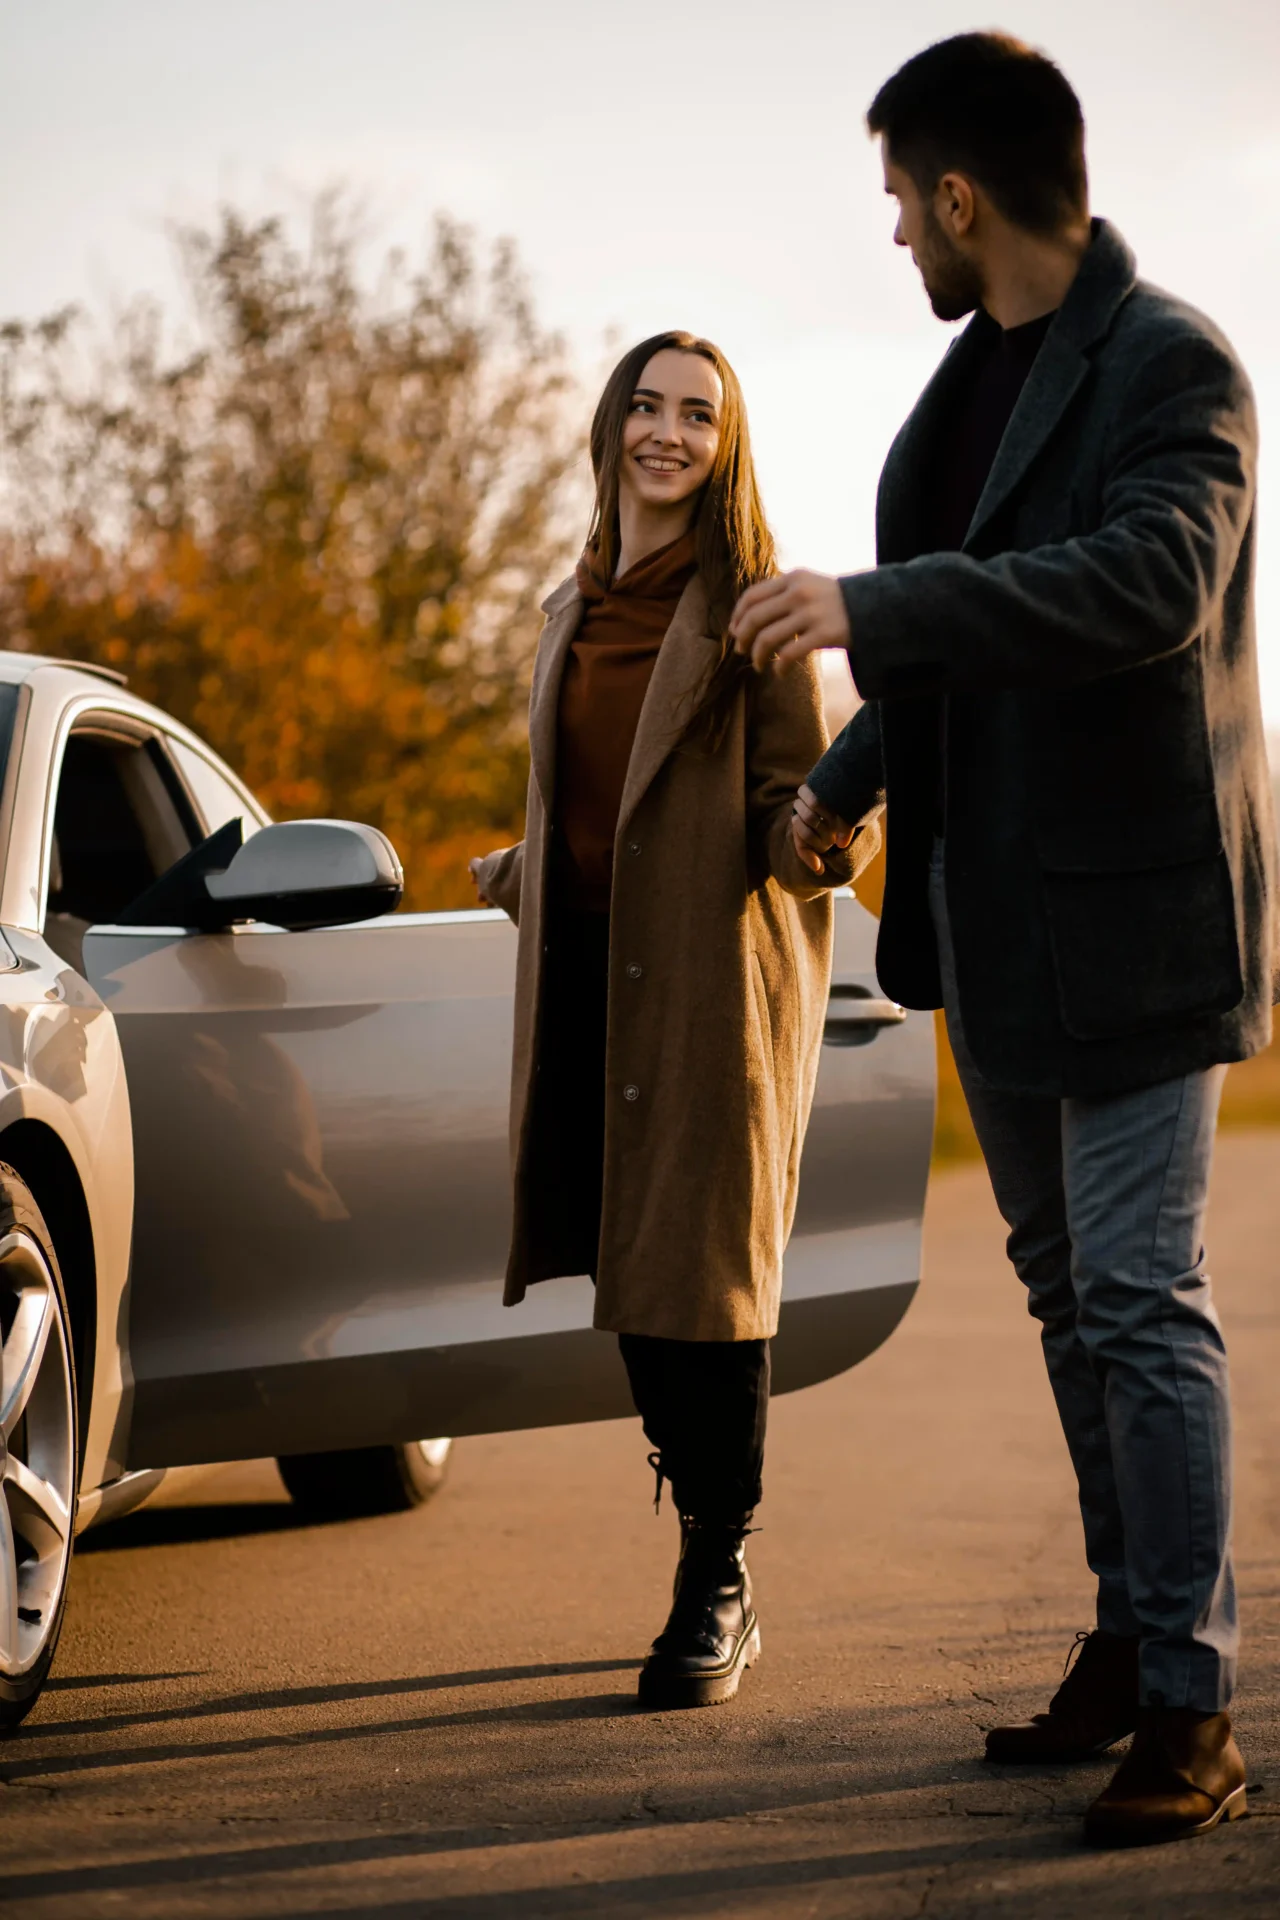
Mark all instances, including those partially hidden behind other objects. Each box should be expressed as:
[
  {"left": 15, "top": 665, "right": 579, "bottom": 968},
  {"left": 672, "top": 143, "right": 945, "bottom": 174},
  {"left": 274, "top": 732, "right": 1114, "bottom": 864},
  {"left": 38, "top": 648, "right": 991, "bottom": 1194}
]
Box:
[{"left": 0, "top": 202, "right": 585, "bottom": 907}]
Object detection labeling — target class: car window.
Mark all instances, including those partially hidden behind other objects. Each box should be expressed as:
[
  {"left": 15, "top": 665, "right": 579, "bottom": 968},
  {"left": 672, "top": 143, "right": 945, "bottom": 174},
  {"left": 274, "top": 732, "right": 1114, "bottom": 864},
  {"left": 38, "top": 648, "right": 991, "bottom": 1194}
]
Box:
[
  {"left": 0, "top": 684, "right": 21, "bottom": 794},
  {"left": 44, "top": 727, "right": 199, "bottom": 970},
  {"left": 166, "top": 738, "right": 263, "bottom": 840}
]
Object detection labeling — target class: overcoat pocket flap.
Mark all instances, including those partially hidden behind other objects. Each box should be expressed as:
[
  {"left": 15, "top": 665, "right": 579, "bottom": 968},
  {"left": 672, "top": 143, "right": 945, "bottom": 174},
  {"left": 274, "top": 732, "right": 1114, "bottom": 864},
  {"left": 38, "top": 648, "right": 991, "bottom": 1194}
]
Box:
[{"left": 1036, "top": 792, "right": 1224, "bottom": 875}]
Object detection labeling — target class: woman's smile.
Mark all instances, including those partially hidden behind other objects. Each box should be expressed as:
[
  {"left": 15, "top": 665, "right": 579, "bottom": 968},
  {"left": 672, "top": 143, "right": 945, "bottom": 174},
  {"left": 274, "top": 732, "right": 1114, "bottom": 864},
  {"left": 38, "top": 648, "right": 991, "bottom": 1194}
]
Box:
[{"left": 615, "top": 345, "right": 723, "bottom": 532}]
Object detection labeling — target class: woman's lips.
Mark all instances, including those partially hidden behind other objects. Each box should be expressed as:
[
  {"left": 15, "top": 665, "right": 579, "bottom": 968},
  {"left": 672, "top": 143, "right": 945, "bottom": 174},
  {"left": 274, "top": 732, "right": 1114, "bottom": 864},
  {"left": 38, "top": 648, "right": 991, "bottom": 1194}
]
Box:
[{"left": 637, "top": 456, "right": 687, "bottom": 473}]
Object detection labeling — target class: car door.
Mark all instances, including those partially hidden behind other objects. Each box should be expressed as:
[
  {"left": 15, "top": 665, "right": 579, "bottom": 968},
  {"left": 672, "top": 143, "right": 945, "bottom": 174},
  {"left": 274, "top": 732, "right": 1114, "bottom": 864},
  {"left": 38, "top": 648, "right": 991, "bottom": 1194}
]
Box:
[
  {"left": 80, "top": 744, "right": 933, "bottom": 1469},
  {"left": 777, "top": 891, "right": 935, "bottom": 1393}
]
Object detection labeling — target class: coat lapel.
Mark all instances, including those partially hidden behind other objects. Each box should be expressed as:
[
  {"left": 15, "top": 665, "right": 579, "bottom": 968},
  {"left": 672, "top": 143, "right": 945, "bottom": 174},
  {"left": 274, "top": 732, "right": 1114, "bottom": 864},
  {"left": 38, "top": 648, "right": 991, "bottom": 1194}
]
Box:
[
  {"left": 963, "top": 220, "right": 1137, "bottom": 551},
  {"left": 616, "top": 575, "right": 717, "bottom": 834},
  {"left": 527, "top": 575, "right": 582, "bottom": 815},
  {"left": 875, "top": 319, "right": 994, "bottom": 562},
  {"left": 961, "top": 333, "right": 1090, "bottom": 550}
]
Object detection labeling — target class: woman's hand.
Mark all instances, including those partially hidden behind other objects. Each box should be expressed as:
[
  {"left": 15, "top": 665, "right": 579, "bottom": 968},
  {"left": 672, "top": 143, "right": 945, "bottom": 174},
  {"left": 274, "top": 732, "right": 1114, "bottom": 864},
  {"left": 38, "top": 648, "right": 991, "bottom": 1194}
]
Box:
[
  {"left": 790, "top": 783, "right": 854, "bottom": 874},
  {"left": 469, "top": 857, "right": 493, "bottom": 906}
]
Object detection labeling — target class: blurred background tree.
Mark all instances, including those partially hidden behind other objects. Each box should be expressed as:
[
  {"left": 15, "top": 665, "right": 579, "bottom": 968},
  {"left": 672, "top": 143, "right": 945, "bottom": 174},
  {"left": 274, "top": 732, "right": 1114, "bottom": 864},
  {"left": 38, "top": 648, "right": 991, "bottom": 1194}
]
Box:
[{"left": 0, "top": 199, "right": 586, "bottom": 908}]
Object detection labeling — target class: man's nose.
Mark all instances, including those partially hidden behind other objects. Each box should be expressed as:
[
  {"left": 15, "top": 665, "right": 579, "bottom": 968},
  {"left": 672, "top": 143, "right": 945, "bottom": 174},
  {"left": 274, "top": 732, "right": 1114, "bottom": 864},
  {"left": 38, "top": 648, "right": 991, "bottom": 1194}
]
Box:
[{"left": 893, "top": 216, "right": 906, "bottom": 247}]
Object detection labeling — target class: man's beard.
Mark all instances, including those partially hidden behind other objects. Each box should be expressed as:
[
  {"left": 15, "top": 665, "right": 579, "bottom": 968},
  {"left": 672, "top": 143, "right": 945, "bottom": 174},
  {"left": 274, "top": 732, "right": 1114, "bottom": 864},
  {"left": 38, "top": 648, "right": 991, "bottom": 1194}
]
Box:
[{"left": 915, "top": 205, "right": 984, "bottom": 322}]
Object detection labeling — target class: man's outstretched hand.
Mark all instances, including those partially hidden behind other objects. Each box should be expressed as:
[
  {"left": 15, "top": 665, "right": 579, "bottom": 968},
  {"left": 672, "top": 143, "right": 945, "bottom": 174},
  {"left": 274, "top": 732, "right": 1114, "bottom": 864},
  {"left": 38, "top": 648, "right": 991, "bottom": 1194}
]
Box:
[
  {"left": 790, "top": 782, "right": 854, "bottom": 875},
  {"left": 730, "top": 570, "right": 851, "bottom": 672}
]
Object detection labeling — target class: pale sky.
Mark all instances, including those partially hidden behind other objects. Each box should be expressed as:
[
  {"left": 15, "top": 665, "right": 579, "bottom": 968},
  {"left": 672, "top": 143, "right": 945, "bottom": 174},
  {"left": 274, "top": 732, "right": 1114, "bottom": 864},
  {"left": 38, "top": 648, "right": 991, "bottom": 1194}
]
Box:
[{"left": 5, "top": 0, "right": 1278, "bottom": 706}]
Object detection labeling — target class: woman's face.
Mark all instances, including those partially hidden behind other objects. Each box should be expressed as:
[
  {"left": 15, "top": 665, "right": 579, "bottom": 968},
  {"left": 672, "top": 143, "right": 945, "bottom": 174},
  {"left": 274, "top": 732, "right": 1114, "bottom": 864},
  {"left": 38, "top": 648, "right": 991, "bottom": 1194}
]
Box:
[{"left": 619, "top": 348, "right": 722, "bottom": 515}]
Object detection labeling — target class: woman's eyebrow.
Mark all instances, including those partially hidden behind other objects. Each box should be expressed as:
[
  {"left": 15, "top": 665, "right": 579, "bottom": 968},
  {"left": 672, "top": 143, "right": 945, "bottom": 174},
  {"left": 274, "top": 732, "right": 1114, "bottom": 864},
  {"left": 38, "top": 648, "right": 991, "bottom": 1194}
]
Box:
[{"left": 632, "top": 386, "right": 717, "bottom": 410}]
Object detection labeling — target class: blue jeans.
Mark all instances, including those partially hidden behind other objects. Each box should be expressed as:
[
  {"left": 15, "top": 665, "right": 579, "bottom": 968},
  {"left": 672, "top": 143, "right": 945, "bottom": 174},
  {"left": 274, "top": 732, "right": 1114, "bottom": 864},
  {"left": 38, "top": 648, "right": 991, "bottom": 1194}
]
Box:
[{"left": 929, "top": 843, "right": 1236, "bottom": 1709}]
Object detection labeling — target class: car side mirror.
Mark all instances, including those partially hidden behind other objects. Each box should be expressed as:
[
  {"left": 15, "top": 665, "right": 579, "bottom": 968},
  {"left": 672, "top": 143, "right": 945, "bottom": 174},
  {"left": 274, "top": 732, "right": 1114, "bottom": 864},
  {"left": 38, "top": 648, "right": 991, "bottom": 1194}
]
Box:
[
  {"left": 116, "top": 819, "right": 404, "bottom": 932},
  {"left": 206, "top": 820, "right": 404, "bottom": 930}
]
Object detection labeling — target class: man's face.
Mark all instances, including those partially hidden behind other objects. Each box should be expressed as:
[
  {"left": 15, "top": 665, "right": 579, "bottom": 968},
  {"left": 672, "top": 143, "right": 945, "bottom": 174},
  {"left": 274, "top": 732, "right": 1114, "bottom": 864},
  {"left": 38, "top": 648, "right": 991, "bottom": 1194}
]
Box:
[{"left": 882, "top": 140, "right": 984, "bottom": 323}]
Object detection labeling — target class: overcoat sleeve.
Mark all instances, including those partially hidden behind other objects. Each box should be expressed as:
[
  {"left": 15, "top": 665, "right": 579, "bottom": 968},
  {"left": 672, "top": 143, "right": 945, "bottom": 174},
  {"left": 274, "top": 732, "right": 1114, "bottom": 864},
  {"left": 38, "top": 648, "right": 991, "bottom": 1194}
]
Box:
[
  {"left": 840, "top": 331, "right": 1257, "bottom": 699},
  {"left": 804, "top": 697, "right": 887, "bottom": 835},
  {"left": 474, "top": 841, "right": 524, "bottom": 925},
  {"left": 745, "top": 655, "right": 882, "bottom": 901}
]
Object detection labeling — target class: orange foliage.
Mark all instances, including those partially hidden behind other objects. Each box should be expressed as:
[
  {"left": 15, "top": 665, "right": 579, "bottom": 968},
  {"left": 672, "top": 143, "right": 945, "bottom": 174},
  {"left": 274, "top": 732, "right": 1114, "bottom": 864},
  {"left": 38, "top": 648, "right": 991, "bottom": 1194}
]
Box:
[{"left": 0, "top": 202, "right": 587, "bottom": 908}]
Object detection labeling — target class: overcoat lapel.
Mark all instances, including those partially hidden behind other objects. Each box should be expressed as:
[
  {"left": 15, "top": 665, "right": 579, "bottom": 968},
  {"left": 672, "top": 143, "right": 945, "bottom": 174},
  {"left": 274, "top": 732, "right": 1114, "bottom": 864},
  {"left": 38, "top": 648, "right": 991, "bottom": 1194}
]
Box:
[
  {"left": 616, "top": 575, "right": 717, "bottom": 834},
  {"left": 878, "top": 219, "right": 1139, "bottom": 562},
  {"left": 875, "top": 321, "right": 993, "bottom": 563},
  {"left": 962, "top": 334, "right": 1089, "bottom": 551},
  {"left": 527, "top": 577, "right": 582, "bottom": 815},
  {"left": 964, "top": 220, "right": 1137, "bottom": 552}
]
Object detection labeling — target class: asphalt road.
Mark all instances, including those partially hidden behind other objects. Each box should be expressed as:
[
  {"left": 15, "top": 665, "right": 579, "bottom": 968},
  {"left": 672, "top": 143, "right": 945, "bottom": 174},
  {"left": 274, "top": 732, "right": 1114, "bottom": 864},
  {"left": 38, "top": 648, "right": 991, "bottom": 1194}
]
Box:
[{"left": 5, "top": 1134, "right": 1280, "bottom": 1919}]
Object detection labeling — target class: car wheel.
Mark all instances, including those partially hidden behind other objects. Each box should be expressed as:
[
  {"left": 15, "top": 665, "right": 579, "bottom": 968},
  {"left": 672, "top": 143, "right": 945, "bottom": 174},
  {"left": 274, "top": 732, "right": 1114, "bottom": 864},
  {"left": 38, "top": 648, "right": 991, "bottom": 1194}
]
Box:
[
  {"left": 0, "top": 1168, "right": 77, "bottom": 1735},
  {"left": 276, "top": 1438, "right": 452, "bottom": 1520}
]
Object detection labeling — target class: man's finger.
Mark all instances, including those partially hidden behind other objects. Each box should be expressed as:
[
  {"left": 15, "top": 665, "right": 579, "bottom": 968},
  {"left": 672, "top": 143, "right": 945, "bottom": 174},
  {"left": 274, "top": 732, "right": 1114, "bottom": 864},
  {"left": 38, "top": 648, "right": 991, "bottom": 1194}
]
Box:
[
  {"left": 733, "top": 585, "right": 803, "bottom": 655},
  {"left": 729, "top": 574, "right": 789, "bottom": 641},
  {"left": 747, "top": 615, "right": 800, "bottom": 671},
  {"left": 750, "top": 621, "right": 823, "bottom": 673}
]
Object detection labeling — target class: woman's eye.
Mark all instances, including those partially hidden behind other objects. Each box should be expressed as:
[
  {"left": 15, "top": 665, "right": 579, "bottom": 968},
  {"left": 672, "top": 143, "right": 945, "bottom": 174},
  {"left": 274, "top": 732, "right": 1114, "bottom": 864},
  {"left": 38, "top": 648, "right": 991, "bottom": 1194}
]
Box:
[
  {"left": 688, "top": 410, "right": 713, "bottom": 426},
  {"left": 629, "top": 399, "right": 655, "bottom": 414}
]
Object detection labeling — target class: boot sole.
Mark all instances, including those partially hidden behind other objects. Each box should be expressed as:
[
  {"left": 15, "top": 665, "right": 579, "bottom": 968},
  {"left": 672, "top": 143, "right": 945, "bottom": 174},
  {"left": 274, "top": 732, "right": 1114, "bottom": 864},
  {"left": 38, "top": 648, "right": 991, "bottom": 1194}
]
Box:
[
  {"left": 1085, "top": 1782, "right": 1248, "bottom": 1849},
  {"left": 637, "top": 1620, "right": 761, "bottom": 1711}
]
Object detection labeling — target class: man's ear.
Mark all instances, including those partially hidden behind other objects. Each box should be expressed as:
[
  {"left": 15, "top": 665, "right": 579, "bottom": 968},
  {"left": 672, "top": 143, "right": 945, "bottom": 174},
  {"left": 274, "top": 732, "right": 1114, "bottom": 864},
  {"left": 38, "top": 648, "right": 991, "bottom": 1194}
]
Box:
[{"left": 935, "top": 171, "right": 977, "bottom": 240}]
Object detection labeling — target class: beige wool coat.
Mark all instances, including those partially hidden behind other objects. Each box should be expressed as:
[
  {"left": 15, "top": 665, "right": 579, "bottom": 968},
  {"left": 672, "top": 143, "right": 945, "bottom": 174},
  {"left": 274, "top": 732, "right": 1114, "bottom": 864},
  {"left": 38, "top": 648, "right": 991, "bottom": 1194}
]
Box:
[{"left": 475, "top": 572, "right": 881, "bottom": 1342}]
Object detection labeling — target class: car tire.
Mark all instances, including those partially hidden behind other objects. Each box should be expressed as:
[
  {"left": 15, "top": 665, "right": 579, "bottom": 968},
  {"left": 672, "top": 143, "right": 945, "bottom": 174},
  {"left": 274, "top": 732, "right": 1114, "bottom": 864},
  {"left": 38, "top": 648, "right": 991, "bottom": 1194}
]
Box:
[
  {"left": 0, "top": 1166, "right": 78, "bottom": 1735},
  {"left": 276, "top": 1438, "right": 452, "bottom": 1520}
]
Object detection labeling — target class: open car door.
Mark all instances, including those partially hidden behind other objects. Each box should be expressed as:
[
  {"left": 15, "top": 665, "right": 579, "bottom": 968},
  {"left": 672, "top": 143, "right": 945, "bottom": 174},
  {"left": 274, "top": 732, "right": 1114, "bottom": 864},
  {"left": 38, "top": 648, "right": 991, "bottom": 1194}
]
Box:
[{"left": 84, "top": 886, "right": 933, "bottom": 1471}]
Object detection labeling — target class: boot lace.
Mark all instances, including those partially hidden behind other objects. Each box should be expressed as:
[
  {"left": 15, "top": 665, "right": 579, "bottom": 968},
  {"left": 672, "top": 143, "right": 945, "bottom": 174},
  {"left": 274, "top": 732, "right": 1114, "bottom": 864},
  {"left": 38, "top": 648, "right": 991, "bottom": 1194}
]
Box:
[{"left": 647, "top": 1451, "right": 665, "bottom": 1514}]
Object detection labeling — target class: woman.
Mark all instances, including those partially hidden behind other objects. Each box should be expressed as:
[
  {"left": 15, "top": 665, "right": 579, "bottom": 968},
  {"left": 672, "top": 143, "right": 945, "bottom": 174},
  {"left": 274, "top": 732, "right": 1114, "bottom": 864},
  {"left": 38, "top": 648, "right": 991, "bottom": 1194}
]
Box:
[{"left": 472, "top": 331, "right": 879, "bottom": 1709}]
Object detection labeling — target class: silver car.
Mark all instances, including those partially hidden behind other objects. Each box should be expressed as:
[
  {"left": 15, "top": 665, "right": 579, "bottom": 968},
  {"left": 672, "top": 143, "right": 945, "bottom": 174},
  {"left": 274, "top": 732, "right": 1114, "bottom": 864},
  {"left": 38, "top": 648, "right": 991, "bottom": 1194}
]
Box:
[{"left": 0, "top": 653, "right": 935, "bottom": 1730}]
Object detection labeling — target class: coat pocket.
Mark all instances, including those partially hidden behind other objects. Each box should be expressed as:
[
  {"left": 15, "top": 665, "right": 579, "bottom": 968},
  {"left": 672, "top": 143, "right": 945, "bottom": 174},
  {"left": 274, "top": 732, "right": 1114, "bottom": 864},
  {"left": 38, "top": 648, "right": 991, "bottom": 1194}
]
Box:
[{"left": 1041, "top": 849, "right": 1243, "bottom": 1041}]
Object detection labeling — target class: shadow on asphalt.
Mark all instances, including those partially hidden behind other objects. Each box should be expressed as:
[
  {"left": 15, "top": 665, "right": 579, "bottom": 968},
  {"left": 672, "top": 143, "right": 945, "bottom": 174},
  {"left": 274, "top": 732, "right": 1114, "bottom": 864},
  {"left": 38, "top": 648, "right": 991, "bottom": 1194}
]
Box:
[
  {"left": 44, "top": 1671, "right": 204, "bottom": 1692},
  {"left": 78, "top": 1502, "right": 308, "bottom": 1550},
  {"left": 29, "top": 1659, "right": 643, "bottom": 1741},
  {"left": 4, "top": 1829, "right": 1166, "bottom": 1917},
  {"left": 4, "top": 1687, "right": 647, "bottom": 1784}
]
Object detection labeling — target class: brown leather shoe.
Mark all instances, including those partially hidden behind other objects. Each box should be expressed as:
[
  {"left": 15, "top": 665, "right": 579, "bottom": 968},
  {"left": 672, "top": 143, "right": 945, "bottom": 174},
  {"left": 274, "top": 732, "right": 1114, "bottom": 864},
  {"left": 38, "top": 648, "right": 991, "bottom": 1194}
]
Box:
[
  {"left": 984, "top": 1630, "right": 1139, "bottom": 1763},
  {"left": 1084, "top": 1706, "right": 1247, "bottom": 1847}
]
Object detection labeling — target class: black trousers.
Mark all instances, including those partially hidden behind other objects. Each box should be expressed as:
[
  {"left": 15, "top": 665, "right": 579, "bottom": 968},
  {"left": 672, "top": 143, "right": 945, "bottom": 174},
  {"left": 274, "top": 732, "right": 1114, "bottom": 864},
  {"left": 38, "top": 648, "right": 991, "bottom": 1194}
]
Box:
[
  {"left": 618, "top": 1332, "right": 770, "bottom": 1524},
  {"left": 528, "top": 903, "right": 771, "bottom": 1524}
]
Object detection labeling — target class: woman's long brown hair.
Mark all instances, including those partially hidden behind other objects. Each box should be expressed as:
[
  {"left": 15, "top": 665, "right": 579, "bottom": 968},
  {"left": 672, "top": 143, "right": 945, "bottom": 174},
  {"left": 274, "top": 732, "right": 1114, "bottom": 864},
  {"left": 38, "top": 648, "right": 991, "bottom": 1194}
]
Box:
[{"left": 585, "top": 330, "right": 777, "bottom": 741}]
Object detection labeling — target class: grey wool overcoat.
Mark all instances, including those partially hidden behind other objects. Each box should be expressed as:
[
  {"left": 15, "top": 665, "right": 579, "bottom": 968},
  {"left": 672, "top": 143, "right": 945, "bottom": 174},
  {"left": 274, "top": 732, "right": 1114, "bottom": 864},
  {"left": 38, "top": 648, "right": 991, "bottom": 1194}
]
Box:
[
  {"left": 475, "top": 572, "right": 878, "bottom": 1342},
  {"left": 808, "top": 218, "right": 1278, "bottom": 1098}
]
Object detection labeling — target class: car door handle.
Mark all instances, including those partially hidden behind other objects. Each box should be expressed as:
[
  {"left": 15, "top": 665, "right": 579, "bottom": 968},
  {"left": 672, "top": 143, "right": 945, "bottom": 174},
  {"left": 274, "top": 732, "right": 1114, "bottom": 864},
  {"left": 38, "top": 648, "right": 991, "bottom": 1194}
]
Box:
[{"left": 822, "top": 987, "right": 906, "bottom": 1047}]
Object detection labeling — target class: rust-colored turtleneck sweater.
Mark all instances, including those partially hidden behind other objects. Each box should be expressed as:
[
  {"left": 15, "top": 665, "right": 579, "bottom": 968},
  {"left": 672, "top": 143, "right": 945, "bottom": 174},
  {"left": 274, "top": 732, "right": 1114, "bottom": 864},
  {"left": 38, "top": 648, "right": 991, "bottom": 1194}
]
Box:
[{"left": 554, "top": 530, "right": 698, "bottom": 912}]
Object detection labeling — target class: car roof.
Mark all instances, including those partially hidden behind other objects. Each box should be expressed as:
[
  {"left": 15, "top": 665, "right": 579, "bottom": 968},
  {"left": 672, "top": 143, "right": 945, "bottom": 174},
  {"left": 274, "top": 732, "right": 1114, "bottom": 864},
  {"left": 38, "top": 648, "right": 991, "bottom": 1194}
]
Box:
[{"left": 0, "top": 650, "right": 128, "bottom": 688}]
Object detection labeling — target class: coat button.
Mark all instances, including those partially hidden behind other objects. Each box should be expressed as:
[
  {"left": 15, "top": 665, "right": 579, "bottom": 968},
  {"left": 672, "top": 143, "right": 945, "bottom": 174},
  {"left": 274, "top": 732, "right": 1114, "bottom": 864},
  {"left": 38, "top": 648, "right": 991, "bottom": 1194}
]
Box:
[
  {"left": 623, "top": 1083, "right": 640, "bottom": 1102},
  {"left": 626, "top": 962, "right": 643, "bottom": 981},
  {"left": 627, "top": 841, "right": 641, "bottom": 857}
]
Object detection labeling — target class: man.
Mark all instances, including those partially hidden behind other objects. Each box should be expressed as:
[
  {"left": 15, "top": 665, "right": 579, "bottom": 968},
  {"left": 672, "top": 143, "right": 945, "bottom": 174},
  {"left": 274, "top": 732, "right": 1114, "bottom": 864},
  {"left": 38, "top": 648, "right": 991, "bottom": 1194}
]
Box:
[{"left": 731, "top": 31, "right": 1273, "bottom": 1849}]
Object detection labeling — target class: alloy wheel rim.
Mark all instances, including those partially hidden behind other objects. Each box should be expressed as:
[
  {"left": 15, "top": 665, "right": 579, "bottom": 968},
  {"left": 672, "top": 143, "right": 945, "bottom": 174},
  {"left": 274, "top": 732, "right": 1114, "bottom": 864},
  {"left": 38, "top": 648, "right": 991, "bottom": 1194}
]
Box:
[{"left": 0, "top": 1230, "right": 74, "bottom": 1680}]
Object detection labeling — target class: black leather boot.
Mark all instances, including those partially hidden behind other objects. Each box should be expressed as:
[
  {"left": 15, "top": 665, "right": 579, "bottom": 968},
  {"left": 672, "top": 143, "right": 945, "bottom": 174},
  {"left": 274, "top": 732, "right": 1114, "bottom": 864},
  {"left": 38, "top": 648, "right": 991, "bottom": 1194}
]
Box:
[
  {"left": 637, "top": 1516, "right": 760, "bottom": 1710},
  {"left": 984, "top": 1629, "right": 1140, "bottom": 1763}
]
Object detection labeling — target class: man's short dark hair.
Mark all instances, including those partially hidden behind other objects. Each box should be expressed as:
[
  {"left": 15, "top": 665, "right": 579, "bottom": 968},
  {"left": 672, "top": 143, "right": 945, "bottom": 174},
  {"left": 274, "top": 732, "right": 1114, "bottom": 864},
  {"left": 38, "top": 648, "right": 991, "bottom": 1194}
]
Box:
[{"left": 868, "top": 32, "right": 1088, "bottom": 236}]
